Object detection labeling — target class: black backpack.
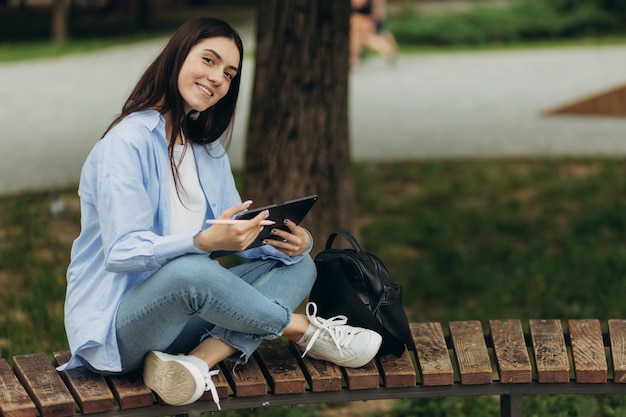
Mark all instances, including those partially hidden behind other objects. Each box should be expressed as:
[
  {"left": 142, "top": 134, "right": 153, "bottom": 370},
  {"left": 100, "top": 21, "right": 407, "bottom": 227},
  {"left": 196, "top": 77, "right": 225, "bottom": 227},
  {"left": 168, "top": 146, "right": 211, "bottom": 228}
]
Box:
[{"left": 309, "top": 231, "right": 414, "bottom": 357}]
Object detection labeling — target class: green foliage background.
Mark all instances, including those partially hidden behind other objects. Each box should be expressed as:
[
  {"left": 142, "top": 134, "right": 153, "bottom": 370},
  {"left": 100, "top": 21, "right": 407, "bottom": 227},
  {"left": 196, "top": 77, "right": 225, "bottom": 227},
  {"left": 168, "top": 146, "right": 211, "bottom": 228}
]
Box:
[{"left": 390, "top": 0, "right": 626, "bottom": 47}]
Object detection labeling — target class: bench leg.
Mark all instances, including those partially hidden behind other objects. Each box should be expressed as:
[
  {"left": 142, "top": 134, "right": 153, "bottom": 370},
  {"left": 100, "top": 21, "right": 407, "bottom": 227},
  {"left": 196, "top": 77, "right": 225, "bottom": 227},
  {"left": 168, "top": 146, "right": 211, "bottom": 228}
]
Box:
[{"left": 500, "top": 393, "right": 523, "bottom": 417}]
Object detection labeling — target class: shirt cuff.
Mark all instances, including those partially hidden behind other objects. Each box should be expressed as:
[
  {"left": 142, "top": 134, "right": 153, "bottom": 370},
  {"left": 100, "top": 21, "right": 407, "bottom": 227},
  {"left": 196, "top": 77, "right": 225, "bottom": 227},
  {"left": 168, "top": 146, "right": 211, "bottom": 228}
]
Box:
[{"left": 152, "top": 231, "right": 205, "bottom": 264}]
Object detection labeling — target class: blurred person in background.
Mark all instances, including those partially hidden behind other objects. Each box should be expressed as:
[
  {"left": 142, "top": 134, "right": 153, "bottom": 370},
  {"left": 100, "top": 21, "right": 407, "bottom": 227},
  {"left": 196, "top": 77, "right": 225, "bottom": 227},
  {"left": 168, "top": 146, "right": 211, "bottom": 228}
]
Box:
[{"left": 350, "top": 0, "right": 398, "bottom": 67}]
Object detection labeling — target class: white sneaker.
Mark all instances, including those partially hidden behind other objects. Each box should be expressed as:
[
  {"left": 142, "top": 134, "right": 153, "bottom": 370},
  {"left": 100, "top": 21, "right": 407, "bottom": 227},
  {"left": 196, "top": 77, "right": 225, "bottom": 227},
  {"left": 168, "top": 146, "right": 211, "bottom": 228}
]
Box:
[
  {"left": 297, "top": 302, "right": 382, "bottom": 368},
  {"left": 143, "top": 351, "right": 220, "bottom": 409}
]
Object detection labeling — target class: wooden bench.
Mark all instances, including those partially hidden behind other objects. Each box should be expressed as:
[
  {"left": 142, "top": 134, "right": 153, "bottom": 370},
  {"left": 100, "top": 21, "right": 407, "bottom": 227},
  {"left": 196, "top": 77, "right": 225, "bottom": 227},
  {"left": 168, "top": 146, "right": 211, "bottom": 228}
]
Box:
[{"left": 2, "top": 318, "right": 626, "bottom": 417}]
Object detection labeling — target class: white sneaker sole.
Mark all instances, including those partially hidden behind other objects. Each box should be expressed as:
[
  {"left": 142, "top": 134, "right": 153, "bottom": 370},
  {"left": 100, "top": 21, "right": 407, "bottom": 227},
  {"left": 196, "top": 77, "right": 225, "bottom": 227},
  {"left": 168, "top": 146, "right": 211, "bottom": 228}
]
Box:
[{"left": 143, "top": 351, "right": 202, "bottom": 406}]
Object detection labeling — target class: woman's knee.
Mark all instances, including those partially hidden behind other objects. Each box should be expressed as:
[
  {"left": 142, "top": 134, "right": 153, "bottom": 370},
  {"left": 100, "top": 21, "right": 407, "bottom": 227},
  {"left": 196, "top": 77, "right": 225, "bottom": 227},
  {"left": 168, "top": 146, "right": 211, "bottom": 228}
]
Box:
[
  {"left": 299, "top": 255, "right": 317, "bottom": 288},
  {"left": 282, "top": 256, "right": 317, "bottom": 303},
  {"left": 160, "top": 254, "right": 224, "bottom": 282},
  {"left": 161, "top": 254, "right": 215, "bottom": 274},
  {"left": 146, "top": 255, "right": 235, "bottom": 304}
]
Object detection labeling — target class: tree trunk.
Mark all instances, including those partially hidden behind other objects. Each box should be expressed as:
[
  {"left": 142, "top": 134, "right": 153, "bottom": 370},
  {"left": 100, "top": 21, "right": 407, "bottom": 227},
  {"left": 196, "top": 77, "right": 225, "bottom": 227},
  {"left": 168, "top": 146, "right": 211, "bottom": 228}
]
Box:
[
  {"left": 51, "top": 0, "right": 70, "bottom": 43},
  {"left": 130, "top": 0, "right": 152, "bottom": 30},
  {"left": 245, "top": 0, "right": 354, "bottom": 256}
]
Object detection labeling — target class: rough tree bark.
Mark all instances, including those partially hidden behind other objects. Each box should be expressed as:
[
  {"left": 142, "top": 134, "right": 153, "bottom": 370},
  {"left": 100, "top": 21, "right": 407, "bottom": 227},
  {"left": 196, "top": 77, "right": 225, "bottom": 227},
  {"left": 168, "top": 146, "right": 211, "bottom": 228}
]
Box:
[{"left": 245, "top": 0, "right": 354, "bottom": 256}]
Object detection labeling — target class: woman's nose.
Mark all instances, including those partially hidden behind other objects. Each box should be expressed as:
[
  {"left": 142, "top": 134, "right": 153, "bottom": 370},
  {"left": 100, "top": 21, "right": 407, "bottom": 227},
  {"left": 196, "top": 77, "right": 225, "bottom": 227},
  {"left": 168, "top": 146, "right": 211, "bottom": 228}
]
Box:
[{"left": 207, "top": 68, "right": 223, "bottom": 86}]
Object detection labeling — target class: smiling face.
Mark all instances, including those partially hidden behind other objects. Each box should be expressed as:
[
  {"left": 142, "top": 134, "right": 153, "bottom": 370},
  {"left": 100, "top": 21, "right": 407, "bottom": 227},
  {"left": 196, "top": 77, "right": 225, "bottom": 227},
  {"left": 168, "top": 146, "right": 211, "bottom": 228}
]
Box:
[{"left": 178, "top": 36, "right": 241, "bottom": 115}]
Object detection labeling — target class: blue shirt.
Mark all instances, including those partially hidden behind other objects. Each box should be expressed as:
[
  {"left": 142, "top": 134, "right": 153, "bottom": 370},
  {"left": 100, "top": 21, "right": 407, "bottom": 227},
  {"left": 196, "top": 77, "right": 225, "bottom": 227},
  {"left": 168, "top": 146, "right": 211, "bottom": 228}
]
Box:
[{"left": 60, "top": 109, "right": 310, "bottom": 372}]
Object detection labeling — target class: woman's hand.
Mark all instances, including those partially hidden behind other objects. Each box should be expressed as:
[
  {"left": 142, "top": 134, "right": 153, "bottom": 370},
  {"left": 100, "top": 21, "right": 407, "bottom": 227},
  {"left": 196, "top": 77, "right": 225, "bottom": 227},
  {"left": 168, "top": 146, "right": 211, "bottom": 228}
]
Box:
[
  {"left": 263, "top": 219, "right": 311, "bottom": 257},
  {"left": 193, "top": 201, "right": 269, "bottom": 253}
]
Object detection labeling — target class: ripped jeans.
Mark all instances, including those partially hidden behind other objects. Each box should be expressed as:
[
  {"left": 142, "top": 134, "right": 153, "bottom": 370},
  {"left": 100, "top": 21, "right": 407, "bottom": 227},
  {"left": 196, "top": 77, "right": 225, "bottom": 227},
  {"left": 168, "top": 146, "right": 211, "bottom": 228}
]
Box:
[{"left": 114, "top": 254, "right": 317, "bottom": 373}]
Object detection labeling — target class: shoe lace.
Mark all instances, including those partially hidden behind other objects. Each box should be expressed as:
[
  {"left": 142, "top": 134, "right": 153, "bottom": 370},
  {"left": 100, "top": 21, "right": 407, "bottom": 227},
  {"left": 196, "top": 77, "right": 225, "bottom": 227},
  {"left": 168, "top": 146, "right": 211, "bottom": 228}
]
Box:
[
  {"left": 300, "top": 302, "right": 356, "bottom": 359},
  {"left": 203, "top": 369, "right": 221, "bottom": 410}
]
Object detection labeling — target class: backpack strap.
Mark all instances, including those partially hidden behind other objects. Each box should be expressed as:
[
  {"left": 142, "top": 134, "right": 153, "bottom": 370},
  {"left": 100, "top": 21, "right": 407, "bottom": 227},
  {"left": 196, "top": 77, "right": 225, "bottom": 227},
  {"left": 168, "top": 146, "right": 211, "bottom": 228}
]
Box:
[
  {"left": 325, "top": 230, "right": 363, "bottom": 251},
  {"left": 328, "top": 261, "right": 402, "bottom": 346}
]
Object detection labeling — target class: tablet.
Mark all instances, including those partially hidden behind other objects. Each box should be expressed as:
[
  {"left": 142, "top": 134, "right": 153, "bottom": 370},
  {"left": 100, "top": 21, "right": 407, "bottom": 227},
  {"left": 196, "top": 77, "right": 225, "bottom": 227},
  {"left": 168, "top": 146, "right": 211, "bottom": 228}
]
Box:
[
  {"left": 209, "top": 194, "right": 318, "bottom": 258},
  {"left": 236, "top": 194, "right": 318, "bottom": 247}
]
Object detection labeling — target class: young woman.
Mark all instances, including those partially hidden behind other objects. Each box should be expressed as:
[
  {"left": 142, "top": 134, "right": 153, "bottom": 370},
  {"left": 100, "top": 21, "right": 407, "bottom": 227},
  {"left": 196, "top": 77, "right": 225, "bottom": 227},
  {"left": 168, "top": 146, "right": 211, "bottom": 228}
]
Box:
[{"left": 59, "top": 18, "right": 382, "bottom": 410}]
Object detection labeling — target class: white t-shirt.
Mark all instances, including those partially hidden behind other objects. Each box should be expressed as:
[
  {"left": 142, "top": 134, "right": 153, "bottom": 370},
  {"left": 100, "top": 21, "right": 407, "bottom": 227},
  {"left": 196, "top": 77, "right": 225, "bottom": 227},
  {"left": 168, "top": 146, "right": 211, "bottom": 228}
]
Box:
[{"left": 169, "top": 143, "right": 207, "bottom": 234}]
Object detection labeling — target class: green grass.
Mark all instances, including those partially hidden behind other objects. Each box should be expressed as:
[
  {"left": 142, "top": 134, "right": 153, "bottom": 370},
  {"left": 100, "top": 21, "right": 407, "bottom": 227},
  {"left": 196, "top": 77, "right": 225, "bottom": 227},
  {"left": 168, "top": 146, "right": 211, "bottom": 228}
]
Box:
[
  {"left": 355, "top": 159, "right": 626, "bottom": 324},
  {"left": 0, "top": 188, "right": 78, "bottom": 357},
  {"left": 0, "top": 35, "right": 166, "bottom": 62},
  {"left": 397, "top": 33, "right": 626, "bottom": 55},
  {"left": 3, "top": 158, "right": 626, "bottom": 416}
]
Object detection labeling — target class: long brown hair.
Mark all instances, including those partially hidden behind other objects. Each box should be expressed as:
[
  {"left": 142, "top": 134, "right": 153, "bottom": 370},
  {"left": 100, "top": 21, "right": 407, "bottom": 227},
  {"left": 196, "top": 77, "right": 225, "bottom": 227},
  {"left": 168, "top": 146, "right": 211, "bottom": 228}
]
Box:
[{"left": 103, "top": 17, "right": 244, "bottom": 152}]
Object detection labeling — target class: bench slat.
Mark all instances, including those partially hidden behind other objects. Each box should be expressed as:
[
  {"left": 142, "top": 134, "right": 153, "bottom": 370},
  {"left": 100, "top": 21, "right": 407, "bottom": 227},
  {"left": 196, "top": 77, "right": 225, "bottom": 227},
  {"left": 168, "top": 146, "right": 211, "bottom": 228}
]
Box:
[
  {"left": 106, "top": 372, "right": 153, "bottom": 410},
  {"left": 609, "top": 319, "right": 626, "bottom": 383},
  {"left": 489, "top": 320, "right": 532, "bottom": 383},
  {"left": 411, "top": 322, "right": 454, "bottom": 386},
  {"left": 449, "top": 321, "right": 492, "bottom": 385},
  {"left": 529, "top": 319, "right": 570, "bottom": 383},
  {"left": 569, "top": 319, "right": 608, "bottom": 383},
  {"left": 12, "top": 353, "right": 76, "bottom": 417},
  {"left": 292, "top": 345, "right": 342, "bottom": 392},
  {"left": 378, "top": 349, "right": 416, "bottom": 388},
  {"left": 52, "top": 351, "right": 115, "bottom": 414},
  {"left": 255, "top": 339, "right": 306, "bottom": 395},
  {"left": 220, "top": 355, "right": 267, "bottom": 397},
  {"left": 0, "top": 358, "right": 37, "bottom": 417},
  {"left": 343, "top": 360, "right": 380, "bottom": 390},
  {"left": 8, "top": 318, "right": 626, "bottom": 417}
]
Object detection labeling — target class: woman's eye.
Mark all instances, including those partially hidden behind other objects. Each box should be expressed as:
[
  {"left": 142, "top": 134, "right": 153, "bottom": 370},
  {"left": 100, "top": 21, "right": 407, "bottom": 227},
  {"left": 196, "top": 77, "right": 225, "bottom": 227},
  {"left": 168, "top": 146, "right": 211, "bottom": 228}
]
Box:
[
  {"left": 203, "top": 57, "right": 214, "bottom": 64},
  {"left": 224, "top": 72, "right": 233, "bottom": 81}
]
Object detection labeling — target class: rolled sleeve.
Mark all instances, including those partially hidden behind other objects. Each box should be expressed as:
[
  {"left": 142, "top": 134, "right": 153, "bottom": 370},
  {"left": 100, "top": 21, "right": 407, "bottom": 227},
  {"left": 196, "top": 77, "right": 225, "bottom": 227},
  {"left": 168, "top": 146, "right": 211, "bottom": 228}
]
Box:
[{"left": 153, "top": 231, "right": 205, "bottom": 262}]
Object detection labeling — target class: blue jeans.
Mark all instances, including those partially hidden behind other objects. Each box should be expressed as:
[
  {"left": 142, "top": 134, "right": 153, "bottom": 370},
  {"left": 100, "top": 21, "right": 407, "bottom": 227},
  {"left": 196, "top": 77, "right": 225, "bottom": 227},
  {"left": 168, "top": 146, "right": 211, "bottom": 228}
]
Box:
[{"left": 114, "top": 254, "right": 316, "bottom": 372}]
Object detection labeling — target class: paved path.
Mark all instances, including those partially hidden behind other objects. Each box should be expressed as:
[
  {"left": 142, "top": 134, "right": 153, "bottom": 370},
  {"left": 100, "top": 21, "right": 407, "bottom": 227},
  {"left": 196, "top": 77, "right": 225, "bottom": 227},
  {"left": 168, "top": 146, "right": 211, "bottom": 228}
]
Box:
[
  {"left": 350, "top": 46, "right": 626, "bottom": 160},
  {"left": 1, "top": 29, "right": 626, "bottom": 195}
]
